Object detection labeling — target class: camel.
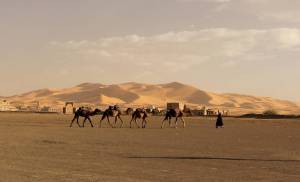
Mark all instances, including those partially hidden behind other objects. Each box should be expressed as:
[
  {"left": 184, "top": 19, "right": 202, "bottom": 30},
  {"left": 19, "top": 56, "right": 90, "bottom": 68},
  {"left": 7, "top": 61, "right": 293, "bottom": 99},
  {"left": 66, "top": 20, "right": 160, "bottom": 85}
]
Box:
[
  {"left": 161, "top": 108, "right": 186, "bottom": 128},
  {"left": 70, "top": 108, "right": 101, "bottom": 128},
  {"left": 100, "top": 105, "right": 123, "bottom": 128},
  {"left": 130, "top": 108, "right": 148, "bottom": 128}
]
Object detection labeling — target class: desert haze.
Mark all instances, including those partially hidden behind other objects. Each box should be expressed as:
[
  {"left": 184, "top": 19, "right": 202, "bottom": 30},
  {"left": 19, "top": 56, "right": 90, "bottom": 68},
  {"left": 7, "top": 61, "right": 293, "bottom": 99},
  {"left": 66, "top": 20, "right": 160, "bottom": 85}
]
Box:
[{"left": 2, "top": 82, "right": 300, "bottom": 115}]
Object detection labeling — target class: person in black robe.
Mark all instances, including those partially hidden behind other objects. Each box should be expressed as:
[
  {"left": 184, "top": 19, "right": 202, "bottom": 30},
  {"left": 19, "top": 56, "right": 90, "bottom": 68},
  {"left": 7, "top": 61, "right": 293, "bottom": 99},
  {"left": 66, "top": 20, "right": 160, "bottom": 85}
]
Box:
[{"left": 216, "top": 113, "right": 224, "bottom": 128}]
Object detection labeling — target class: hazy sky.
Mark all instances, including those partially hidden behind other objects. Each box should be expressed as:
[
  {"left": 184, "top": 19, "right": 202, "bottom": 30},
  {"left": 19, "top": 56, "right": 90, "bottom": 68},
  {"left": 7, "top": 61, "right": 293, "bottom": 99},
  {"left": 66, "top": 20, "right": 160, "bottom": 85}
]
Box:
[{"left": 0, "top": 0, "right": 300, "bottom": 101}]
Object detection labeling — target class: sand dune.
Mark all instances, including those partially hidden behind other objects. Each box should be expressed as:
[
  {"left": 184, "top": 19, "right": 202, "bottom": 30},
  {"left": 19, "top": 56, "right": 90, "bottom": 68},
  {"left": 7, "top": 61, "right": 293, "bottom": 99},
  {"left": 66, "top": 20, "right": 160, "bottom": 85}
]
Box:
[{"left": 2, "top": 82, "right": 300, "bottom": 115}]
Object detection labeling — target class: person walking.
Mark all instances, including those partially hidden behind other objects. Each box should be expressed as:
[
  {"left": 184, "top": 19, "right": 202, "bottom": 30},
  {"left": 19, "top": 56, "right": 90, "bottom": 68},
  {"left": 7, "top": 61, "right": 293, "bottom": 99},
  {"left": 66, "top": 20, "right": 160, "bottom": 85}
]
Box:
[{"left": 216, "top": 113, "right": 224, "bottom": 128}]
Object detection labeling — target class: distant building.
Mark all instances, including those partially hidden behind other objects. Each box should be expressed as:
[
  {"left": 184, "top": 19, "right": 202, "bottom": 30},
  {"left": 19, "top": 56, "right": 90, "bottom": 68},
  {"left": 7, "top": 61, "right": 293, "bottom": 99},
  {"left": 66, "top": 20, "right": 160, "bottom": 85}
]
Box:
[
  {"left": 40, "top": 106, "right": 62, "bottom": 113},
  {"left": 167, "top": 102, "right": 184, "bottom": 110},
  {"left": 27, "top": 101, "right": 40, "bottom": 112},
  {"left": 63, "top": 102, "right": 75, "bottom": 114},
  {"left": 16, "top": 105, "right": 28, "bottom": 111},
  {"left": 200, "top": 106, "right": 208, "bottom": 116},
  {"left": 40, "top": 106, "right": 51, "bottom": 112},
  {"left": 183, "top": 104, "right": 191, "bottom": 113},
  {"left": 191, "top": 107, "right": 207, "bottom": 116},
  {"left": 206, "top": 109, "right": 218, "bottom": 116},
  {"left": 0, "top": 100, "right": 18, "bottom": 112},
  {"left": 221, "top": 110, "right": 230, "bottom": 116}
]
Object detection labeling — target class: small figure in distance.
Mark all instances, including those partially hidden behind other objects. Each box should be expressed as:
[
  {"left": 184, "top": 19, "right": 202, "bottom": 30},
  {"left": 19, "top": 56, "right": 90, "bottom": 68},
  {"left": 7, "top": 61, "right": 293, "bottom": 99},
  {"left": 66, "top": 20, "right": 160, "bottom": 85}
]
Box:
[{"left": 216, "top": 113, "right": 224, "bottom": 128}]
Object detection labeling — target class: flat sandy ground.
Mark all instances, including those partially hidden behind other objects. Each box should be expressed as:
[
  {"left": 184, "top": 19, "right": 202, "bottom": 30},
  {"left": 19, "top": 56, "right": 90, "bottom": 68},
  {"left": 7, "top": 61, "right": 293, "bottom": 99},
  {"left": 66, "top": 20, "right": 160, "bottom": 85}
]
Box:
[{"left": 0, "top": 113, "right": 299, "bottom": 182}]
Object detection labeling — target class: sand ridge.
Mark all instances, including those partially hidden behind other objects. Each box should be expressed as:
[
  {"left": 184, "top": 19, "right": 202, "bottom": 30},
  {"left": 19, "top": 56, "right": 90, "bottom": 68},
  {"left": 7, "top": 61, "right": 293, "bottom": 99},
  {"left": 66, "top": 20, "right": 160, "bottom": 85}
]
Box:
[{"left": 3, "top": 82, "right": 300, "bottom": 115}]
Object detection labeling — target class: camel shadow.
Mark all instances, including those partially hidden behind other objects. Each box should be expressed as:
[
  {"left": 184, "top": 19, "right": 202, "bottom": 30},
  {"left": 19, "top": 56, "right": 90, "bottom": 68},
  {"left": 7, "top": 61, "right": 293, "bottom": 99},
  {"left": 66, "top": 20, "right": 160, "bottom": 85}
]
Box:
[{"left": 128, "top": 156, "right": 300, "bottom": 163}]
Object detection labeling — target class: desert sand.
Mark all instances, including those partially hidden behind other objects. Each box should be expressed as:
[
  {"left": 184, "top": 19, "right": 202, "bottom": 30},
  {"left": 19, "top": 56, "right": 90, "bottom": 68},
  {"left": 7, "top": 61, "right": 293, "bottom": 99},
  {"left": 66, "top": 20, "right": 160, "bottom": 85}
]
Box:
[
  {"left": 0, "top": 113, "right": 299, "bottom": 182},
  {"left": 4, "top": 82, "right": 300, "bottom": 115}
]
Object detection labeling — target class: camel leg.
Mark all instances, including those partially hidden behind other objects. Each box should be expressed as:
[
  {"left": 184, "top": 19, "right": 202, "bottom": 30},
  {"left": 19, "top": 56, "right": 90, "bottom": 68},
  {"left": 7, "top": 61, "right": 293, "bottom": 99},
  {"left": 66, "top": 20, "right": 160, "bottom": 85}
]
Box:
[
  {"left": 175, "top": 117, "right": 178, "bottom": 128},
  {"left": 99, "top": 114, "right": 106, "bottom": 128},
  {"left": 161, "top": 118, "right": 167, "bottom": 128},
  {"left": 134, "top": 118, "right": 140, "bottom": 128},
  {"left": 114, "top": 116, "right": 118, "bottom": 127},
  {"left": 107, "top": 116, "right": 114, "bottom": 128},
  {"left": 76, "top": 117, "right": 81, "bottom": 127},
  {"left": 135, "top": 119, "right": 140, "bottom": 128},
  {"left": 169, "top": 117, "right": 172, "bottom": 128},
  {"left": 70, "top": 116, "right": 77, "bottom": 127},
  {"left": 118, "top": 115, "right": 124, "bottom": 128},
  {"left": 82, "top": 118, "right": 87, "bottom": 128},
  {"left": 99, "top": 119, "right": 103, "bottom": 128},
  {"left": 161, "top": 117, "right": 168, "bottom": 128},
  {"left": 142, "top": 119, "right": 147, "bottom": 128},
  {"left": 87, "top": 117, "right": 94, "bottom": 128},
  {"left": 99, "top": 117, "right": 106, "bottom": 128},
  {"left": 181, "top": 117, "right": 186, "bottom": 128},
  {"left": 130, "top": 117, "right": 134, "bottom": 128},
  {"left": 130, "top": 117, "right": 136, "bottom": 128}
]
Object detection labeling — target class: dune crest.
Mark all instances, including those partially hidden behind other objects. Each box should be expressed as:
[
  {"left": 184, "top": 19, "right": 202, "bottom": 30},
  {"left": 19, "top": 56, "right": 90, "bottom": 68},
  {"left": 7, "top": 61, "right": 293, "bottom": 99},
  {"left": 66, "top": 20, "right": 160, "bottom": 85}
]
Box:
[{"left": 2, "top": 82, "right": 300, "bottom": 115}]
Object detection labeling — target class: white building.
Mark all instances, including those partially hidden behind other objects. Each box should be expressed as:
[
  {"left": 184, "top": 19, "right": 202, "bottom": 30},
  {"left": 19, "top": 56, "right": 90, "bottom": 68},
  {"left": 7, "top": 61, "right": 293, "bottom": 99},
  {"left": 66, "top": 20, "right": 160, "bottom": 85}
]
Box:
[
  {"left": 0, "top": 100, "right": 18, "bottom": 112},
  {"left": 40, "top": 106, "right": 62, "bottom": 113}
]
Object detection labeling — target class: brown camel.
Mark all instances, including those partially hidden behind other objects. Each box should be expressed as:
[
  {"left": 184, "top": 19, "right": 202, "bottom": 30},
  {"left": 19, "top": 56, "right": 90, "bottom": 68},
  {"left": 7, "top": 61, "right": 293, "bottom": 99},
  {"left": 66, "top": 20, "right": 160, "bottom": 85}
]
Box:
[
  {"left": 70, "top": 108, "right": 101, "bottom": 128},
  {"left": 130, "top": 108, "right": 148, "bottom": 128},
  {"left": 161, "top": 108, "right": 186, "bottom": 128},
  {"left": 100, "top": 106, "right": 123, "bottom": 128}
]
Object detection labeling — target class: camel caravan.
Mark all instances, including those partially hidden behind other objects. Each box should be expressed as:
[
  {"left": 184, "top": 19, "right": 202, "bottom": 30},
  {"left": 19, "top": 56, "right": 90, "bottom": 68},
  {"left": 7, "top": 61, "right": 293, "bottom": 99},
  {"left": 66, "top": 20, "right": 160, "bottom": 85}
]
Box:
[
  {"left": 69, "top": 104, "right": 187, "bottom": 129},
  {"left": 69, "top": 102, "right": 226, "bottom": 129}
]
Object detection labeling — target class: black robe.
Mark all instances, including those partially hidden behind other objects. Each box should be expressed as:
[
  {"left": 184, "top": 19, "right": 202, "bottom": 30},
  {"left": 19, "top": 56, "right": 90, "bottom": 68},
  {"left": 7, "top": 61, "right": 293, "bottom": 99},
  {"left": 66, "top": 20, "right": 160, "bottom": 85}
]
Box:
[{"left": 216, "top": 115, "right": 224, "bottom": 127}]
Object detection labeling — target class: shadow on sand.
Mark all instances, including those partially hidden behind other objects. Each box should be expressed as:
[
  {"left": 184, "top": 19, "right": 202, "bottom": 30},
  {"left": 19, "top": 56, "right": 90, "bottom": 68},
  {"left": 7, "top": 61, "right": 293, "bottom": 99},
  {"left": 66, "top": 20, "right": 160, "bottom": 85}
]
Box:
[{"left": 128, "top": 156, "right": 300, "bottom": 163}]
